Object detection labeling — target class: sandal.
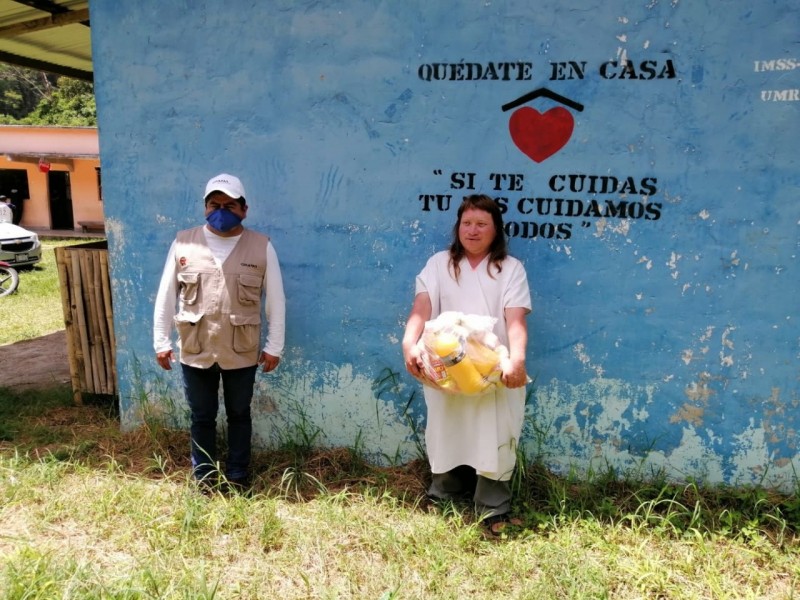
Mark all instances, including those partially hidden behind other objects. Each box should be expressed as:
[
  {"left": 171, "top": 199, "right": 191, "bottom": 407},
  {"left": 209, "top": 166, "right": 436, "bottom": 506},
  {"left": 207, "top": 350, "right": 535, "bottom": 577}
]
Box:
[{"left": 482, "top": 514, "right": 523, "bottom": 536}]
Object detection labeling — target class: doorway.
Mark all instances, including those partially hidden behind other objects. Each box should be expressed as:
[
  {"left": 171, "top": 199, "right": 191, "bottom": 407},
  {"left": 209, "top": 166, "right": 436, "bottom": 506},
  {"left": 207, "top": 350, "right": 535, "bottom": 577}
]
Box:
[
  {"left": 0, "top": 169, "right": 31, "bottom": 224},
  {"left": 48, "top": 171, "right": 74, "bottom": 230}
]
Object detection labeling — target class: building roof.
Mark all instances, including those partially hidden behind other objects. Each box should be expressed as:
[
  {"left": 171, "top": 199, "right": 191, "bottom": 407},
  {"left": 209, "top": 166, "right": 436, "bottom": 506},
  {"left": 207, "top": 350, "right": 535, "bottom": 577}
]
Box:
[{"left": 0, "top": 0, "right": 91, "bottom": 81}]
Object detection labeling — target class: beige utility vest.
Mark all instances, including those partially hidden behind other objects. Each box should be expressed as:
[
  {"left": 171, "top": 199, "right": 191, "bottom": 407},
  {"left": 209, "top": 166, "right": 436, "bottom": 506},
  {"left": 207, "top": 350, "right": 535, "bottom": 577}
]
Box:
[{"left": 174, "top": 226, "right": 269, "bottom": 369}]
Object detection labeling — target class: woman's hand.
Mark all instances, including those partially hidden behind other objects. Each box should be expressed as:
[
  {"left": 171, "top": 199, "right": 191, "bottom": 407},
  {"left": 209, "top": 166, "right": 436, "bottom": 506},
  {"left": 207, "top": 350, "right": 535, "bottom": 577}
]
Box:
[
  {"left": 403, "top": 343, "right": 424, "bottom": 378},
  {"left": 502, "top": 307, "right": 529, "bottom": 388},
  {"left": 403, "top": 292, "right": 432, "bottom": 379},
  {"left": 500, "top": 356, "right": 527, "bottom": 389}
]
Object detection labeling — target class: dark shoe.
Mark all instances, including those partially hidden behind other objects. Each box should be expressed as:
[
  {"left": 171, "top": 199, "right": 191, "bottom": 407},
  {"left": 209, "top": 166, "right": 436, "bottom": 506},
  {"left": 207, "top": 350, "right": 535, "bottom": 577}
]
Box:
[
  {"left": 426, "top": 490, "right": 461, "bottom": 501},
  {"left": 195, "top": 473, "right": 219, "bottom": 495},
  {"left": 224, "top": 476, "right": 252, "bottom": 496}
]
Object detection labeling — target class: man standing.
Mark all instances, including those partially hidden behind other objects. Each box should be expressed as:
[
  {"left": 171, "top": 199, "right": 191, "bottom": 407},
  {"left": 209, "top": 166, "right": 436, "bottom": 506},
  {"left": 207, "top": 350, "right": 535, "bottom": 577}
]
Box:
[
  {"left": 153, "top": 173, "right": 286, "bottom": 491},
  {"left": 0, "top": 195, "right": 14, "bottom": 223}
]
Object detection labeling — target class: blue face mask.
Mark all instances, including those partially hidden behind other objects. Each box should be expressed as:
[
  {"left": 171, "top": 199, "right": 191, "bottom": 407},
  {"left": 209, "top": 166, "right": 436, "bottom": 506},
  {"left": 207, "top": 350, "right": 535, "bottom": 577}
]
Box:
[{"left": 206, "top": 208, "right": 242, "bottom": 233}]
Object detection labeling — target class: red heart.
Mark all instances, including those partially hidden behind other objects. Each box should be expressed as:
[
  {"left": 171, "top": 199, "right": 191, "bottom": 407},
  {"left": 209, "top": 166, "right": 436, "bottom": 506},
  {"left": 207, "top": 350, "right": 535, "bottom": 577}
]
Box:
[{"left": 508, "top": 106, "right": 574, "bottom": 163}]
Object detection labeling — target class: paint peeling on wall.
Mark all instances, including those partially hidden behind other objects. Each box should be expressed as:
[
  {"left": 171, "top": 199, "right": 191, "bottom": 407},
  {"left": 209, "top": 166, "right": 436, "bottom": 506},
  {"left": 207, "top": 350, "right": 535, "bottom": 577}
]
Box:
[
  {"left": 573, "top": 343, "right": 605, "bottom": 378},
  {"left": 528, "top": 377, "right": 798, "bottom": 490}
]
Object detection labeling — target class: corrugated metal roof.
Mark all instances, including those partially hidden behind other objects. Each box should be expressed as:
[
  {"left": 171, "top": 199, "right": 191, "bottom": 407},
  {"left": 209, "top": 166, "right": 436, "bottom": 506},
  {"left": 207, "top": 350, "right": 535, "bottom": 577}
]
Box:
[{"left": 0, "top": 0, "right": 91, "bottom": 81}]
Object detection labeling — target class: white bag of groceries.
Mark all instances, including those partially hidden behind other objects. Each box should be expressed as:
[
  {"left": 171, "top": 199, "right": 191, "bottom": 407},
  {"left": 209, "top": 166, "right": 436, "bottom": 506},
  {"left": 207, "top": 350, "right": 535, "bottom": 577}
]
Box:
[{"left": 415, "top": 311, "right": 508, "bottom": 395}]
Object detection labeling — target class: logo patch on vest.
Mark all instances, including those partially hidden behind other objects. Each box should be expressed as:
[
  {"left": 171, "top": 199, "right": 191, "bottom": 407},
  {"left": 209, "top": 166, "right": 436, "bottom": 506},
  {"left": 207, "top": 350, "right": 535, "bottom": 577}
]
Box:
[
  {"left": 240, "top": 262, "right": 258, "bottom": 269},
  {"left": 179, "top": 257, "right": 187, "bottom": 266}
]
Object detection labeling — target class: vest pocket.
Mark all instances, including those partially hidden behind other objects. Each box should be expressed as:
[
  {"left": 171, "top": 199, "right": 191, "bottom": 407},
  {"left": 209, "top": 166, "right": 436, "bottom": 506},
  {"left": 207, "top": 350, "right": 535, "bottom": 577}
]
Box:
[
  {"left": 174, "top": 311, "right": 203, "bottom": 354},
  {"left": 237, "top": 274, "right": 263, "bottom": 305},
  {"left": 230, "top": 313, "right": 261, "bottom": 352},
  {"left": 177, "top": 272, "right": 200, "bottom": 305}
]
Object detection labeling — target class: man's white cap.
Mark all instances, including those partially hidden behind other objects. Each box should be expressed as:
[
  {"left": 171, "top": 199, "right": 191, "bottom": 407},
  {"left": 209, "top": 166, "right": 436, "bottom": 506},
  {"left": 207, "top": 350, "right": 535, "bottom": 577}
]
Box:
[{"left": 204, "top": 173, "right": 246, "bottom": 202}]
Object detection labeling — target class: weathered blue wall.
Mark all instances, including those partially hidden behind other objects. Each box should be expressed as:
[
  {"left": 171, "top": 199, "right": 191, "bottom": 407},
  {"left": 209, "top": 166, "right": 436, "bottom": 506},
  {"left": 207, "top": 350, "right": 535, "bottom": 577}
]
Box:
[{"left": 89, "top": 1, "right": 800, "bottom": 490}]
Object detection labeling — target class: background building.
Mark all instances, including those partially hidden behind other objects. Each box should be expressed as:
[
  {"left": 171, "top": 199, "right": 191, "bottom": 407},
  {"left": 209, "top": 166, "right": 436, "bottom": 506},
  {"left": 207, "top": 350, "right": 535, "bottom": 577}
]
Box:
[{"left": 0, "top": 125, "right": 102, "bottom": 231}]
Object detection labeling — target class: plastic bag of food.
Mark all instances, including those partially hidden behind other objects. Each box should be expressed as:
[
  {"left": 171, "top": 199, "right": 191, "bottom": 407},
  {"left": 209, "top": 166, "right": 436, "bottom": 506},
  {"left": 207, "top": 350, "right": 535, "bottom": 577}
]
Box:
[{"left": 415, "top": 311, "right": 508, "bottom": 395}]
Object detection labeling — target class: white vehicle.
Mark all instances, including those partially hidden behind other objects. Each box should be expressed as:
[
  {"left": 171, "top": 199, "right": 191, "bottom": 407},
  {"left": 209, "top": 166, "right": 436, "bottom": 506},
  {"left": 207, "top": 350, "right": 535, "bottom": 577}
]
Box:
[
  {"left": 0, "top": 221, "right": 42, "bottom": 268},
  {"left": 0, "top": 260, "right": 19, "bottom": 296}
]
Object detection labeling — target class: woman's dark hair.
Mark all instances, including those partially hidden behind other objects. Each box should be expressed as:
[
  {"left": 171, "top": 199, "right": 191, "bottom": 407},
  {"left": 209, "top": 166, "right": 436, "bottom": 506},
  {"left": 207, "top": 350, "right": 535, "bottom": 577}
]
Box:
[{"left": 448, "top": 194, "right": 508, "bottom": 281}]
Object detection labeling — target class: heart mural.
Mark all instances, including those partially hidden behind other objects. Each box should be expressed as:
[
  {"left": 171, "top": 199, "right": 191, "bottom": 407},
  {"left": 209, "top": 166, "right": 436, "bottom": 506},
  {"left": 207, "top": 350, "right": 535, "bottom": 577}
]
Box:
[{"left": 508, "top": 106, "right": 575, "bottom": 163}]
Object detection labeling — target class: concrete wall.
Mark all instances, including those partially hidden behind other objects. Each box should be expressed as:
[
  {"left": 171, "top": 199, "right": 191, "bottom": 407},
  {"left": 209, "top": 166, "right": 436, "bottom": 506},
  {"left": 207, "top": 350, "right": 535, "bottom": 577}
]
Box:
[{"left": 89, "top": 1, "right": 800, "bottom": 490}]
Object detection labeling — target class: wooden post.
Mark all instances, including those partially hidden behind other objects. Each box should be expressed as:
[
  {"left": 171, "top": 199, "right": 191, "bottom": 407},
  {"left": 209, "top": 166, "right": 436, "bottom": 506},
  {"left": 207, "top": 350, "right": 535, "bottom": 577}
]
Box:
[
  {"left": 55, "top": 242, "right": 117, "bottom": 404},
  {"left": 55, "top": 246, "right": 83, "bottom": 405},
  {"left": 100, "top": 251, "right": 117, "bottom": 392},
  {"left": 70, "top": 251, "right": 92, "bottom": 393},
  {"left": 81, "top": 251, "right": 103, "bottom": 393},
  {"left": 92, "top": 251, "right": 112, "bottom": 394}
]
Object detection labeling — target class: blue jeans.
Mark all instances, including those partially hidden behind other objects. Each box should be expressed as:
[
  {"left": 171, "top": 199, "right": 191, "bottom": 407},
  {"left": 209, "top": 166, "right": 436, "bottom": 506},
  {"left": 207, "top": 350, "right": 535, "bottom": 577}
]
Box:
[{"left": 181, "top": 362, "right": 257, "bottom": 481}]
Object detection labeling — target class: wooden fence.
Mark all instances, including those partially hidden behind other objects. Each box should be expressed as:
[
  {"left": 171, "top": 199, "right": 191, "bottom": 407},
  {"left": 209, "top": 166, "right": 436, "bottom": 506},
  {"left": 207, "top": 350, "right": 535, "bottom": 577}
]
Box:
[{"left": 55, "top": 241, "right": 117, "bottom": 404}]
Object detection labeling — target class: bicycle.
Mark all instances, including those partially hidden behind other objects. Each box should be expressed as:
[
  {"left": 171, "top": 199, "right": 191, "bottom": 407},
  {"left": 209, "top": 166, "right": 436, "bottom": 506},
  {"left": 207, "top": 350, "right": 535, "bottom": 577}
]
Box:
[{"left": 0, "top": 260, "right": 19, "bottom": 297}]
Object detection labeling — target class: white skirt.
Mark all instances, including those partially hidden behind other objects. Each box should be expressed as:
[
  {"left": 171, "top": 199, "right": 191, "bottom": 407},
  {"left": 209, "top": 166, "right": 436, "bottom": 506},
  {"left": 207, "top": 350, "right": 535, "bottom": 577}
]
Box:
[{"left": 423, "top": 384, "right": 526, "bottom": 481}]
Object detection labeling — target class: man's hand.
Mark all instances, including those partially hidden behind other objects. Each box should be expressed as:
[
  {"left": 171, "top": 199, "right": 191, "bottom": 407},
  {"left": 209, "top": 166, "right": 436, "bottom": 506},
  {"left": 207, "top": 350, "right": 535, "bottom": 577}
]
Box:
[
  {"left": 259, "top": 351, "right": 280, "bottom": 373},
  {"left": 156, "top": 350, "right": 175, "bottom": 371}
]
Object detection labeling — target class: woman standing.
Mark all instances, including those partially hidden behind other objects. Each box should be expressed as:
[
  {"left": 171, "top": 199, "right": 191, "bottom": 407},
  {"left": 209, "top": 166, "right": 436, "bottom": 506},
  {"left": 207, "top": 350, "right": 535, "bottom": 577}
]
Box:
[{"left": 402, "top": 194, "right": 532, "bottom": 533}]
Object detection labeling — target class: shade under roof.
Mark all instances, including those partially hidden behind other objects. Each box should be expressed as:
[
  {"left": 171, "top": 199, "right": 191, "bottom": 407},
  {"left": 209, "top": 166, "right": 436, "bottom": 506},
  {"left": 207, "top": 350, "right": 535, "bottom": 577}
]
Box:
[{"left": 0, "top": 0, "right": 91, "bottom": 82}]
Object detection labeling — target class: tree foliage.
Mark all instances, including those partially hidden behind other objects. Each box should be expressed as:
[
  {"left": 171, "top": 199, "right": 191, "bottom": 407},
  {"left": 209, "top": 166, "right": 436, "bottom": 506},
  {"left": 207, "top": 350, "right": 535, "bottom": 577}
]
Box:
[
  {"left": 0, "top": 64, "right": 56, "bottom": 119},
  {"left": 0, "top": 65, "right": 95, "bottom": 126},
  {"left": 22, "top": 77, "right": 96, "bottom": 125}
]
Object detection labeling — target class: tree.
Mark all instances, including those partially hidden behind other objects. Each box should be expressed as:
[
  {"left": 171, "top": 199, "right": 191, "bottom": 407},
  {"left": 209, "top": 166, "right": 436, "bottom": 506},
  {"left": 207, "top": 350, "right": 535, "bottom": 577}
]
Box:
[
  {"left": 0, "top": 65, "right": 57, "bottom": 120},
  {"left": 22, "top": 77, "right": 96, "bottom": 126},
  {"left": 0, "top": 66, "right": 95, "bottom": 126}
]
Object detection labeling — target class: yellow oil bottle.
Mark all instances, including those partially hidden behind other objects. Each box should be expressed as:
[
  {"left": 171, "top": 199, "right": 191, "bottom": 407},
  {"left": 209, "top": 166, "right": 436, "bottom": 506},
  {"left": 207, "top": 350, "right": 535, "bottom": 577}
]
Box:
[
  {"left": 466, "top": 336, "right": 500, "bottom": 377},
  {"left": 431, "top": 332, "right": 486, "bottom": 394}
]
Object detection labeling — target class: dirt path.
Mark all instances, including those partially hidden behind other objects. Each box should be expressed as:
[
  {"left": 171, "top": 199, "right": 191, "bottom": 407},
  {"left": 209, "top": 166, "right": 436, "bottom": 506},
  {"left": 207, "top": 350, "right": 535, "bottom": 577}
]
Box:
[{"left": 0, "top": 330, "right": 71, "bottom": 390}]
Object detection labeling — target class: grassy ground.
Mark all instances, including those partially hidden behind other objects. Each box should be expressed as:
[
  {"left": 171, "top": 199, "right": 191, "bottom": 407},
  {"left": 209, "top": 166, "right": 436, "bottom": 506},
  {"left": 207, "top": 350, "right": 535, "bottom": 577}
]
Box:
[
  {"left": 0, "top": 238, "right": 97, "bottom": 345},
  {"left": 0, "top": 387, "right": 798, "bottom": 599},
  {"left": 0, "top": 238, "right": 799, "bottom": 598}
]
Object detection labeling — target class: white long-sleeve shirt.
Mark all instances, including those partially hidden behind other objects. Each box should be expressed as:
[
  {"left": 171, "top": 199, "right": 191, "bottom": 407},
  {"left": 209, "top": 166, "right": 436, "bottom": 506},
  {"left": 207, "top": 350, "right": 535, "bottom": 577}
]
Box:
[{"left": 153, "top": 226, "right": 286, "bottom": 357}]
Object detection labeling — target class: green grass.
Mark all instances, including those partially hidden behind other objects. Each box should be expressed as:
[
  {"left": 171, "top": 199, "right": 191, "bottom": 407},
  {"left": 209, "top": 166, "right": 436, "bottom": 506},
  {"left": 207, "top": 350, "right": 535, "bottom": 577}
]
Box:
[
  {"left": 0, "top": 239, "right": 799, "bottom": 598},
  {"left": 0, "top": 386, "right": 75, "bottom": 443},
  {"left": 0, "top": 391, "right": 798, "bottom": 599},
  {"left": 0, "top": 238, "right": 96, "bottom": 345}
]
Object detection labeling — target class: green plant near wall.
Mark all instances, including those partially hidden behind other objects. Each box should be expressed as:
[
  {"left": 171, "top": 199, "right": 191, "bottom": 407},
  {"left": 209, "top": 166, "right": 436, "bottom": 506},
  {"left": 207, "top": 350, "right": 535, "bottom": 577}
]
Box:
[
  {"left": 372, "top": 366, "right": 427, "bottom": 464},
  {"left": 127, "top": 353, "right": 188, "bottom": 435},
  {"left": 271, "top": 398, "right": 324, "bottom": 459}
]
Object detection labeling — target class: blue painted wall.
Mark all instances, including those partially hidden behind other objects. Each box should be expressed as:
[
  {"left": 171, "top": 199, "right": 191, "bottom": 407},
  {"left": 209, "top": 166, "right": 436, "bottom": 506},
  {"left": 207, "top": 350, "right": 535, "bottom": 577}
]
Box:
[{"left": 89, "top": 1, "right": 800, "bottom": 490}]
